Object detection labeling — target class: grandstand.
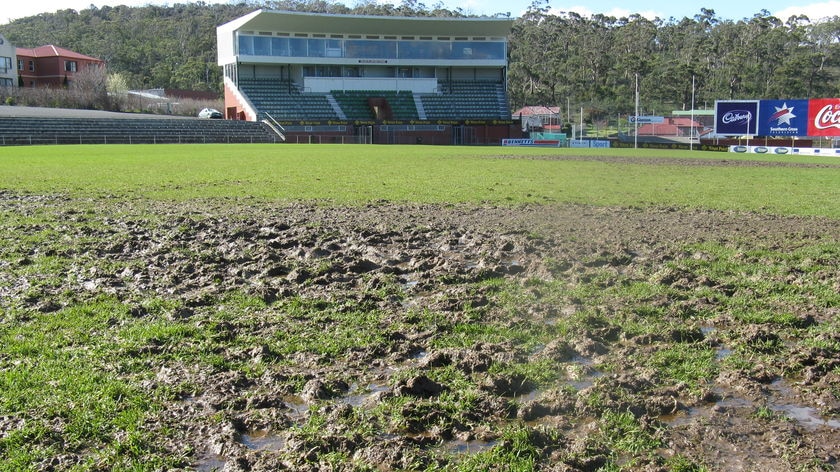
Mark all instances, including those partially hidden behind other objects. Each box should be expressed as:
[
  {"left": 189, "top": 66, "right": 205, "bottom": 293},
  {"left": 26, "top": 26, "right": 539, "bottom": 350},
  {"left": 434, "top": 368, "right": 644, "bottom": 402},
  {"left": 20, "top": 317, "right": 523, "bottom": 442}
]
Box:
[
  {"left": 0, "top": 107, "right": 281, "bottom": 146},
  {"left": 217, "top": 10, "right": 520, "bottom": 144}
]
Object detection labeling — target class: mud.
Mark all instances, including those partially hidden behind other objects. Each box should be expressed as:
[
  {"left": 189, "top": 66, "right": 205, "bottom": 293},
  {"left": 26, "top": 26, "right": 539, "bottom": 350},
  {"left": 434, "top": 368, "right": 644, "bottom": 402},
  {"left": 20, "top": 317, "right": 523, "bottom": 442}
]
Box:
[{"left": 1, "top": 191, "right": 838, "bottom": 470}]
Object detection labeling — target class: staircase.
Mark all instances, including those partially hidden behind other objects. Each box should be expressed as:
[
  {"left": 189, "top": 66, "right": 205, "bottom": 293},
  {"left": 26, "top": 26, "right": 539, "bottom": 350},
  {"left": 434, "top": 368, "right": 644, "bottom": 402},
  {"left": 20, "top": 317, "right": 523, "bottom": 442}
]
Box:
[{"left": 414, "top": 94, "right": 427, "bottom": 120}]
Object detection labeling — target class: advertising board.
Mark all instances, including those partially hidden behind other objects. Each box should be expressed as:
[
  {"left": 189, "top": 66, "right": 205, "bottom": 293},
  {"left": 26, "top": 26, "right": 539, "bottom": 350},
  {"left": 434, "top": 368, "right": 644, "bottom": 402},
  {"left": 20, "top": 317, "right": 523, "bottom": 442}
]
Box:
[
  {"left": 807, "top": 98, "right": 840, "bottom": 136},
  {"left": 758, "top": 99, "right": 809, "bottom": 136},
  {"left": 629, "top": 116, "right": 665, "bottom": 124},
  {"left": 714, "top": 100, "right": 759, "bottom": 136}
]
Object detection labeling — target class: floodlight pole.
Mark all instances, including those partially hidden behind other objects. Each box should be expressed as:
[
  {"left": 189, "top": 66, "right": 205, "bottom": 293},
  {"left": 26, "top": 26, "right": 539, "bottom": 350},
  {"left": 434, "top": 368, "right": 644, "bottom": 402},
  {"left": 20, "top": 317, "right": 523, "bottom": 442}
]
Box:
[
  {"left": 634, "top": 73, "right": 639, "bottom": 149},
  {"left": 690, "top": 75, "right": 695, "bottom": 151},
  {"left": 579, "top": 107, "right": 583, "bottom": 140}
]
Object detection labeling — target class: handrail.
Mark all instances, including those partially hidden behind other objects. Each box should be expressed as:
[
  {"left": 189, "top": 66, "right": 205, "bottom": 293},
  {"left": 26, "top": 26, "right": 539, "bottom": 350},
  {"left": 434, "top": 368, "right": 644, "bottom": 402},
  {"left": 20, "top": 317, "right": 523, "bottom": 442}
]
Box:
[{"left": 261, "top": 112, "right": 286, "bottom": 142}]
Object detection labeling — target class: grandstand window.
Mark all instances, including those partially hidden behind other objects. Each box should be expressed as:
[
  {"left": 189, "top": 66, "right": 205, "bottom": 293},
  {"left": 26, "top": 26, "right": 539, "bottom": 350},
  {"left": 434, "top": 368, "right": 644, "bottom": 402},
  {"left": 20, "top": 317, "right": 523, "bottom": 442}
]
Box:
[
  {"left": 326, "top": 39, "right": 342, "bottom": 58},
  {"left": 452, "top": 41, "right": 505, "bottom": 59},
  {"left": 0, "top": 56, "right": 11, "bottom": 73},
  {"left": 0, "top": 78, "right": 12, "bottom": 86},
  {"left": 237, "top": 34, "right": 506, "bottom": 62},
  {"left": 400, "top": 41, "right": 450, "bottom": 60},
  {"left": 254, "top": 36, "right": 271, "bottom": 56},
  {"left": 308, "top": 39, "right": 326, "bottom": 57},
  {"left": 271, "top": 37, "right": 289, "bottom": 56},
  {"left": 345, "top": 40, "right": 396, "bottom": 59},
  {"left": 289, "top": 38, "right": 308, "bottom": 56},
  {"left": 238, "top": 35, "right": 253, "bottom": 55}
]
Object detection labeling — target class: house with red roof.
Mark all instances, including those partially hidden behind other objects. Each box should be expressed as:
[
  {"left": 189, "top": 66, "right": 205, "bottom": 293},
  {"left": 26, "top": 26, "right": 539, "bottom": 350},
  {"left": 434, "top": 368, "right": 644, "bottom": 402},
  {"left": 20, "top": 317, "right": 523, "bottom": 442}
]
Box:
[
  {"left": 636, "top": 116, "right": 702, "bottom": 137},
  {"left": 15, "top": 45, "right": 104, "bottom": 88}
]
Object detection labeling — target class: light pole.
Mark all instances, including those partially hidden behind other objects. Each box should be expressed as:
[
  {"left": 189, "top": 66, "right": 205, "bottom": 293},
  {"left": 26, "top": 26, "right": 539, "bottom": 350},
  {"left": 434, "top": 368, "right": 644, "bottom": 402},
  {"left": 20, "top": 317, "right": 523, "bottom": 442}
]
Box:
[
  {"left": 634, "top": 73, "right": 639, "bottom": 149},
  {"left": 690, "top": 75, "right": 695, "bottom": 151}
]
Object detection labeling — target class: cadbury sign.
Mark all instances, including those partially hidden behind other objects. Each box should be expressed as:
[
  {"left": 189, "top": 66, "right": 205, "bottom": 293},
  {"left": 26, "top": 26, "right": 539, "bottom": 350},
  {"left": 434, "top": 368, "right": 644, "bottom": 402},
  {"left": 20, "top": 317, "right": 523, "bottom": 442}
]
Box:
[{"left": 714, "top": 100, "right": 759, "bottom": 136}]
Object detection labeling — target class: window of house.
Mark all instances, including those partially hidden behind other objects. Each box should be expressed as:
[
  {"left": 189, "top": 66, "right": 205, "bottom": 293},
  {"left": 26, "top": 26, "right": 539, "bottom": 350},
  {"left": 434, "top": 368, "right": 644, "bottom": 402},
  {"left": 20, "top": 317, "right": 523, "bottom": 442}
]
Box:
[
  {"left": 1, "top": 57, "right": 11, "bottom": 73},
  {"left": 18, "top": 59, "right": 23, "bottom": 70},
  {"left": 28, "top": 61, "right": 34, "bottom": 71},
  {"left": 65, "top": 61, "right": 77, "bottom": 72}
]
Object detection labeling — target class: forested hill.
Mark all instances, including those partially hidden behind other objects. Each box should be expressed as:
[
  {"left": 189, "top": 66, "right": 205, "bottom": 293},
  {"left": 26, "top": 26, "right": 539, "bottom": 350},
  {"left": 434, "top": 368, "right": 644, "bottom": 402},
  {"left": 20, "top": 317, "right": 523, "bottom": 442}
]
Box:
[{"left": 2, "top": 1, "right": 839, "bottom": 117}]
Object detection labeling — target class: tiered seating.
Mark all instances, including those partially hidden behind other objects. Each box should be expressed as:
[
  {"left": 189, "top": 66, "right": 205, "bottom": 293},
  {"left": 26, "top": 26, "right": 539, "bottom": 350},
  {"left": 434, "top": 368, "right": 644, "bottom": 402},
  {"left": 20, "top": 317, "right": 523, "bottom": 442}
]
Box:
[
  {"left": 236, "top": 78, "right": 509, "bottom": 122},
  {"left": 421, "top": 80, "right": 510, "bottom": 120},
  {"left": 239, "top": 78, "right": 339, "bottom": 121},
  {"left": 0, "top": 116, "right": 281, "bottom": 145},
  {"left": 331, "top": 90, "right": 419, "bottom": 120}
]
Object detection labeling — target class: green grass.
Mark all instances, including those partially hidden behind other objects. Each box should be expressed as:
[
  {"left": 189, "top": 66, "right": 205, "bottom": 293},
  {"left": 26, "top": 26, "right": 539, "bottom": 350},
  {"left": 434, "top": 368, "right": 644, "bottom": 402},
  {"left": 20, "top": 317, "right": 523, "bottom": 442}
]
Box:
[
  {"left": 1, "top": 144, "right": 839, "bottom": 216},
  {"left": 1, "top": 144, "right": 838, "bottom": 469},
  {"left": 0, "top": 296, "right": 180, "bottom": 469}
]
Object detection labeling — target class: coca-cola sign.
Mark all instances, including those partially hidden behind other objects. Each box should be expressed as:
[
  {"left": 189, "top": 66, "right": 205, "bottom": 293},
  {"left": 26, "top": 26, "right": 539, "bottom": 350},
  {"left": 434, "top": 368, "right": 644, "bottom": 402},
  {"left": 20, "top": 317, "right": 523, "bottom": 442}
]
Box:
[
  {"left": 808, "top": 98, "right": 840, "bottom": 136},
  {"left": 715, "top": 100, "right": 759, "bottom": 136}
]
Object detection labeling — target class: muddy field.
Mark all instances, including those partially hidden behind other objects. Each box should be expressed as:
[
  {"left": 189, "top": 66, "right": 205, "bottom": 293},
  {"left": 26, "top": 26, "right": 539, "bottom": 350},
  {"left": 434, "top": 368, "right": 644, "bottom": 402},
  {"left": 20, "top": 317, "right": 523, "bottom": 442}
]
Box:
[{"left": 1, "top": 191, "right": 839, "bottom": 471}]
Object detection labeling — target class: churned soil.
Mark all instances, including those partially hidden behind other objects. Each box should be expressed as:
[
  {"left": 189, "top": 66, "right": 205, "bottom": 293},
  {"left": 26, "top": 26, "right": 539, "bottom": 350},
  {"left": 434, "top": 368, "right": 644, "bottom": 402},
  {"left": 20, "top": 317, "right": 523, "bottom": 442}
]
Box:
[{"left": 1, "top": 191, "right": 838, "bottom": 471}]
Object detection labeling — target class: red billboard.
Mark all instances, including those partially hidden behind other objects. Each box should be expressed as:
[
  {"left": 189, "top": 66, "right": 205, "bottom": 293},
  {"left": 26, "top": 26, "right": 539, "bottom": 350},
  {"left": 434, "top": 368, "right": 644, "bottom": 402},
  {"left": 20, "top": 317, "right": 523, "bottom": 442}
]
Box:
[{"left": 808, "top": 98, "right": 840, "bottom": 136}]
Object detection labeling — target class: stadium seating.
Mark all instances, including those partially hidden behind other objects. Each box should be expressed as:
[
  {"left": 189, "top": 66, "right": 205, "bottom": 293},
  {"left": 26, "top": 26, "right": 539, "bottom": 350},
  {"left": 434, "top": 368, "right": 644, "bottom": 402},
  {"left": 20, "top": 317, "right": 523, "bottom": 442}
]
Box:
[
  {"left": 0, "top": 116, "right": 281, "bottom": 145},
  {"left": 236, "top": 78, "right": 509, "bottom": 122}
]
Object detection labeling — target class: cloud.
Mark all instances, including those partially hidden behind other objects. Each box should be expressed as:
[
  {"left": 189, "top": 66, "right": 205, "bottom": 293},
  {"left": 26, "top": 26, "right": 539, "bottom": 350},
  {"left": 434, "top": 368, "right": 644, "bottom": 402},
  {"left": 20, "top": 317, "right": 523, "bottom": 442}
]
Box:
[
  {"left": 547, "top": 5, "right": 664, "bottom": 21},
  {"left": 774, "top": 1, "right": 840, "bottom": 21}
]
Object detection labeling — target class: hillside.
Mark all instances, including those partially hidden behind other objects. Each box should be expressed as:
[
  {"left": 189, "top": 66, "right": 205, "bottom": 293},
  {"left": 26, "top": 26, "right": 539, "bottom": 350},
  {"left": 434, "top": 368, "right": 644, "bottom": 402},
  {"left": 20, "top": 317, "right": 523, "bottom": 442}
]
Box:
[{"left": 2, "top": 2, "right": 838, "bottom": 117}]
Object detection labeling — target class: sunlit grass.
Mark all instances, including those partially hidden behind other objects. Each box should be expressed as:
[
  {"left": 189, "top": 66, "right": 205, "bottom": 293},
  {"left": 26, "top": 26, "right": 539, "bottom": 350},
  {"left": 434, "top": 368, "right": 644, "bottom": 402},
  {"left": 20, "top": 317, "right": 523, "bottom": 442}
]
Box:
[{"left": 1, "top": 144, "right": 838, "bottom": 216}]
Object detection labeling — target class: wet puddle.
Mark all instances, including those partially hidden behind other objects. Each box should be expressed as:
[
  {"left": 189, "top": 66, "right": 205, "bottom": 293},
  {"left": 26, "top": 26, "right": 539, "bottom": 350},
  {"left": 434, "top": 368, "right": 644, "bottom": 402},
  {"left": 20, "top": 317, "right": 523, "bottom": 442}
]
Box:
[
  {"left": 567, "top": 356, "right": 604, "bottom": 390},
  {"left": 442, "top": 438, "right": 497, "bottom": 454},
  {"left": 664, "top": 380, "right": 840, "bottom": 431},
  {"left": 196, "top": 453, "right": 226, "bottom": 472},
  {"left": 767, "top": 379, "right": 840, "bottom": 430},
  {"left": 769, "top": 404, "right": 840, "bottom": 430},
  {"left": 283, "top": 394, "right": 310, "bottom": 418},
  {"left": 241, "top": 429, "right": 285, "bottom": 451},
  {"left": 700, "top": 325, "right": 732, "bottom": 360},
  {"left": 342, "top": 382, "right": 390, "bottom": 407}
]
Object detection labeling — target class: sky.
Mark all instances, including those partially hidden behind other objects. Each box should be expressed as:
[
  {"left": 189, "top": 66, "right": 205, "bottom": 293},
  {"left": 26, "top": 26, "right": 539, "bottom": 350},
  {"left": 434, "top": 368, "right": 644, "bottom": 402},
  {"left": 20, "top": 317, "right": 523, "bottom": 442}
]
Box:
[{"left": 2, "top": 0, "right": 840, "bottom": 25}]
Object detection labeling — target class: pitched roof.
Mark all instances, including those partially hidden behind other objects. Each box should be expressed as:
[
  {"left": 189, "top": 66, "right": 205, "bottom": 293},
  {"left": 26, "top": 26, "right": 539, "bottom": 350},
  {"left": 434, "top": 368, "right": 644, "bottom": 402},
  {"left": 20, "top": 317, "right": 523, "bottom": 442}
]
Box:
[
  {"left": 513, "top": 106, "right": 562, "bottom": 116},
  {"left": 14, "top": 45, "right": 102, "bottom": 62}
]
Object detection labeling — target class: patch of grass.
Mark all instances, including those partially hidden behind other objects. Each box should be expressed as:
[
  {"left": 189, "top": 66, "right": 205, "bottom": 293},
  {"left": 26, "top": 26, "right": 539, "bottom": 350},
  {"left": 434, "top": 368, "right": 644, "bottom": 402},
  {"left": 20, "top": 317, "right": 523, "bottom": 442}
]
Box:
[
  {"left": 599, "top": 410, "right": 662, "bottom": 455},
  {"left": 455, "top": 424, "right": 560, "bottom": 471},
  {"left": 271, "top": 297, "right": 388, "bottom": 361},
  {"left": 0, "top": 296, "right": 182, "bottom": 468},
  {"left": 648, "top": 346, "right": 717, "bottom": 392},
  {"left": 489, "top": 357, "right": 563, "bottom": 387},
  {"left": 666, "top": 454, "right": 709, "bottom": 472},
  {"left": 1, "top": 145, "right": 839, "bottom": 216},
  {"left": 753, "top": 405, "right": 779, "bottom": 421}
]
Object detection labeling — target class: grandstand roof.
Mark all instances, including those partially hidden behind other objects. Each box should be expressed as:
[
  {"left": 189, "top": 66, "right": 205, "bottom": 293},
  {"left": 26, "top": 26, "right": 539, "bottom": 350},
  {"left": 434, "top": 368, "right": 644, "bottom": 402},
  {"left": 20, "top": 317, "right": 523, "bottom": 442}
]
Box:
[{"left": 220, "top": 10, "right": 514, "bottom": 37}]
